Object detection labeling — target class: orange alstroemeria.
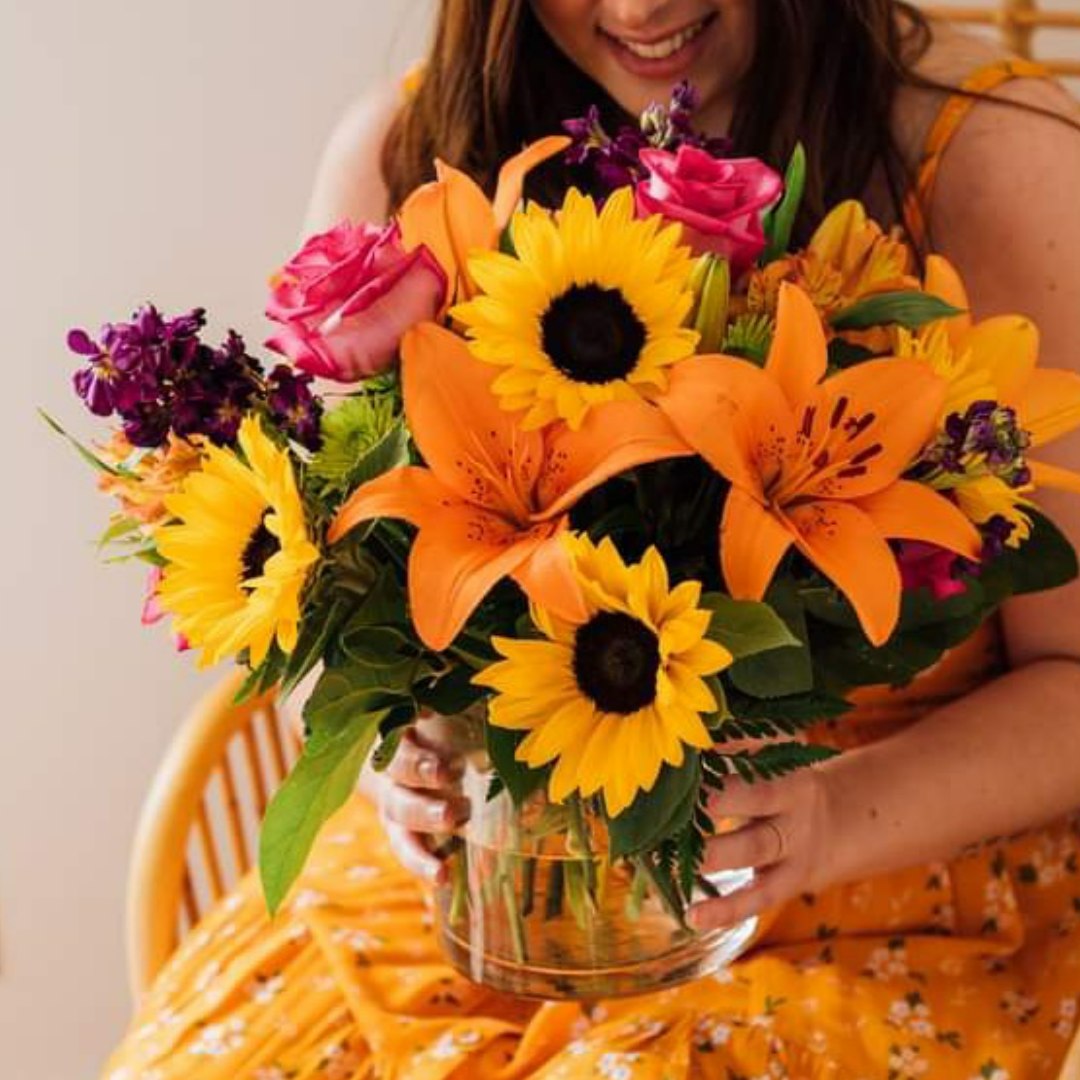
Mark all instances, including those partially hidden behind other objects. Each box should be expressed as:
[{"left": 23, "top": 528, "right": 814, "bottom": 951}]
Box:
[
  {"left": 916, "top": 255, "right": 1080, "bottom": 498},
  {"left": 748, "top": 200, "right": 916, "bottom": 323},
  {"left": 327, "top": 322, "right": 691, "bottom": 650},
  {"left": 397, "top": 136, "right": 570, "bottom": 309},
  {"left": 659, "top": 283, "right": 981, "bottom": 646}
]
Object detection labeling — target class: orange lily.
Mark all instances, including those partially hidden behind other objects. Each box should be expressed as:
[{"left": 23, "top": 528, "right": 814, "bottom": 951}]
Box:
[
  {"left": 916, "top": 255, "right": 1080, "bottom": 498},
  {"left": 659, "top": 283, "right": 981, "bottom": 646},
  {"left": 327, "top": 322, "right": 690, "bottom": 650},
  {"left": 397, "top": 136, "right": 570, "bottom": 309}
]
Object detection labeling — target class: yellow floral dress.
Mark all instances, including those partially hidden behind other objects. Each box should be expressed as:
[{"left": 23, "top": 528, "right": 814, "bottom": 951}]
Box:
[
  {"left": 102, "top": 61, "right": 1080, "bottom": 1079},
  {"left": 101, "top": 621, "right": 1080, "bottom": 1079}
]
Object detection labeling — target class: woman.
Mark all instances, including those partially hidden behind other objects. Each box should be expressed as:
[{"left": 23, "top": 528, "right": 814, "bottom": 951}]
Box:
[{"left": 104, "top": 2, "right": 1080, "bottom": 1077}]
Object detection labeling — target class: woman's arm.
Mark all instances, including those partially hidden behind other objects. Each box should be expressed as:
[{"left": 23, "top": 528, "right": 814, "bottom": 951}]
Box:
[
  {"left": 301, "top": 82, "right": 401, "bottom": 234},
  {"left": 691, "top": 78, "right": 1080, "bottom": 929}
]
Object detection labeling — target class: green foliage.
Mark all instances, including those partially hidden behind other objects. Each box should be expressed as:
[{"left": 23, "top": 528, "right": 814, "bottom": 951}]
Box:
[
  {"left": 722, "top": 312, "right": 774, "bottom": 364},
  {"left": 828, "top": 338, "right": 877, "bottom": 370},
  {"left": 762, "top": 142, "right": 807, "bottom": 263},
  {"left": 234, "top": 644, "right": 289, "bottom": 706},
  {"left": 700, "top": 593, "right": 800, "bottom": 660},
  {"left": 308, "top": 393, "right": 405, "bottom": 500},
  {"left": 982, "top": 509, "right": 1078, "bottom": 597},
  {"left": 485, "top": 724, "right": 549, "bottom": 806},
  {"left": 689, "top": 255, "right": 731, "bottom": 353},
  {"left": 830, "top": 292, "right": 964, "bottom": 332},
  {"left": 727, "top": 582, "right": 813, "bottom": 698},
  {"left": 260, "top": 702, "right": 391, "bottom": 913},
  {"left": 259, "top": 660, "right": 423, "bottom": 912},
  {"left": 703, "top": 742, "right": 838, "bottom": 790},
  {"left": 608, "top": 753, "right": 701, "bottom": 858},
  {"left": 39, "top": 408, "right": 134, "bottom": 477}
]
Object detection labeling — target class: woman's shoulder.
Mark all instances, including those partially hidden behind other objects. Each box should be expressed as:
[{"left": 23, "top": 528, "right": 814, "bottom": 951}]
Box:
[{"left": 301, "top": 79, "right": 407, "bottom": 234}]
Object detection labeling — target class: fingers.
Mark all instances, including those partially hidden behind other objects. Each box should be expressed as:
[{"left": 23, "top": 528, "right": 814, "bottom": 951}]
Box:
[
  {"left": 385, "top": 727, "right": 462, "bottom": 790},
  {"left": 705, "top": 772, "right": 800, "bottom": 819},
  {"left": 688, "top": 862, "right": 798, "bottom": 931},
  {"left": 379, "top": 781, "right": 470, "bottom": 834},
  {"left": 381, "top": 819, "right": 445, "bottom": 884},
  {"left": 701, "top": 816, "right": 787, "bottom": 875}
]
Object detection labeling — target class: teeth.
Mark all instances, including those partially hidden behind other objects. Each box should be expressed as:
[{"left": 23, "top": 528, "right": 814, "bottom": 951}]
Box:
[{"left": 619, "top": 19, "right": 706, "bottom": 60}]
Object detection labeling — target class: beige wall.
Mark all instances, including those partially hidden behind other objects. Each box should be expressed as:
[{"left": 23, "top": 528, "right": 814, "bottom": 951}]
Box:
[
  {"left": 0, "top": 2, "right": 432, "bottom": 1076},
  {"left": 3, "top": 2, "right": 1079, "bottom": 1077}
]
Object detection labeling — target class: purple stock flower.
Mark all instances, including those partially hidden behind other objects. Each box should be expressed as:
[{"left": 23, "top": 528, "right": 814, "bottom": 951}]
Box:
[
  {"left": 913, "top": 399, "right": 1033, "bottom": 491},
  {"left": 562, "top": 80, "right": 731, "bottom": 196},
  {"left": 266, "top": 365, "right": 324, "bottom": 451},
  {"left": 68, "top": 303, "right": 324, "bottom": 450}
]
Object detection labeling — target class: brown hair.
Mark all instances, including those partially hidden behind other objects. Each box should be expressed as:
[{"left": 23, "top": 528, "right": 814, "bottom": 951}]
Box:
[{"left": 381, "top": 0, "right": 934, "bottom": 244}]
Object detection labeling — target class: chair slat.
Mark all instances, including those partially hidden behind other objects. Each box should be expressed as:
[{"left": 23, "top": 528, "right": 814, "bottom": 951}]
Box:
[
  {"left": 196, "top": 802, "right": 226, "bottom": 902},
  {"left": 262, "top": 704, "right": 289, "bottom": 785},
  {"left": 242, "top": 722, "right": 269, "bottom": 815},
  {"left": 181, "top": 870, "right": 200, "bottom": 927},
  {"left": 218, "top": 761, "right": 251, "bottom": 877}
]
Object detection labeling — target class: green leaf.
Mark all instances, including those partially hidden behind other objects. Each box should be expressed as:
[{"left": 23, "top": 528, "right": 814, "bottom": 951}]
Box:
[
  {"left": 259, "top": 705, "right": 386, "bottom": 913},
  {"left": 233, "top": 646, "right": 288, "bottom": 706},
  {"left": 830, "top": 292, "right": 964, "bottom": 332},
  {"left": 338, "top": 626, "right": 415, "bottom": 668},
  {"left": 39, "top": 408, "right": 132, "bottom": 476},
  {"left": 608, "top": 753, "right": 701, "bottom": 858},
  {"left": 371, "top": 724, "right": 407, "bottom": 772},
  {"left": 485, "top": 723, "right": 549, "bottom": 806},
  {"left": 700, "top": 593, "right": 800, "bottom": 660},
  {"left": 96, "top": 515, "right": 145, "bottom": 551},
  {"left": 828, "top": 338, "right": 877, "bottom": 369},
  {"left": 720, "top": 741, "right": 838, "bottom": 784},
  {"left": 416, "top": 665, "right": 484, "bottom": 717},
  {"left": 278, "top": 599, "right": 350, "bottom": 699},
  {"left": 306, "top": 658, "right": 424, "bottom": 723},
  {"left": 983, "top": 509, "right": 1079, "bottom": 597},
  {"left": 763, "top": 142, "right": 806, "bottom": 263},
  {"left": 727, "top": 583, "right": 813, "bottom": 698}
]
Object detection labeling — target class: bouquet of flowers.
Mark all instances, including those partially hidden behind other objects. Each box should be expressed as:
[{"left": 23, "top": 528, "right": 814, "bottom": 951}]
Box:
[{"left": 51, "top": 83, "right": 1080, "bottom": 998}]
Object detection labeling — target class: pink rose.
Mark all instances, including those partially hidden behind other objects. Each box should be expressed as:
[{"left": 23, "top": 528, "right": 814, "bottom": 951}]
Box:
[
  {"left": 897, "top": 542, "right": 970, "bottom": 601},
  {"left": 265, "top": 220, "right": 446, "bottom": 382},
  {"left": 635, "top": 146, "right": 783, "bottom": 275},
  {"left": 141, "top": 567, "right": 190, "bottom": 652}
]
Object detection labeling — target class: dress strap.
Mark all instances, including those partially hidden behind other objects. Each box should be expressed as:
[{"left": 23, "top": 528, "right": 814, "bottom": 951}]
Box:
[{"left": 904, "top": 58, "right": 1052, "bottom": 249}]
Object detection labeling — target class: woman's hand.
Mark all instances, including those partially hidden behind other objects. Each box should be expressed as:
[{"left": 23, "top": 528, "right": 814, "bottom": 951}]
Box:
[
  {"left": 688, "top": 766, "right": 837, "bottom": 931},
  {"left": 372, "top": 713, "right": 477, "bottom": 884}
]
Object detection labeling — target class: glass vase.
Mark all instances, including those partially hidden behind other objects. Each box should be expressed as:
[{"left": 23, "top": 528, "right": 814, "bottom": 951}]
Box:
[{"left": 433, "top": 757, "right": 758, "bottom": 1001}]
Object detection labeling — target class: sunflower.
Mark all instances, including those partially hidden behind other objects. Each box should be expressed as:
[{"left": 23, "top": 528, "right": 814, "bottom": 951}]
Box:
[
  {"left": 155, "top": 414, "right": 319, "bottom": 669},
  {"left": 474, "top": 535, "right": 731, "bottom": 817},
  {"left": 450, "top": 186, "right": 698, "bottom": 430}
]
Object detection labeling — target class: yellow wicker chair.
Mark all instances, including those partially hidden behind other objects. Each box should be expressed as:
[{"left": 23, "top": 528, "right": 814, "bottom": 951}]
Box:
[
  {"left": 125, "top": 671, "right": 299, "bottom": 998},
  {"left": 922, "top": 0, "right": 1080, "bottom": 73}
]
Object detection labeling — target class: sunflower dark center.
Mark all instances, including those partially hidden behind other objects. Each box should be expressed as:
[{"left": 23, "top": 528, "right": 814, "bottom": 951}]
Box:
[
  {"left": 240, "top": 512, "right": 278, "bottom": 590},
  {"left": 573, "top": 611, "right": 661, "bottom": 714},
  {"left": 541, "top": 283, "right": 647, "bottom": 385}
]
